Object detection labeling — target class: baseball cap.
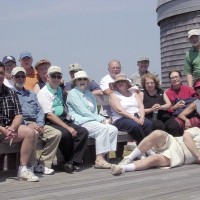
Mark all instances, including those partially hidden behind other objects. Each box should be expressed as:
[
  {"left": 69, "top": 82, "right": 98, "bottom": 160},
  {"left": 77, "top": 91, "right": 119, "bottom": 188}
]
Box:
[
  {"left": 188, "top": 29, "right": 200, "bottom": 38},
  {"left": 19, "top": 51, "right": 32, "bottom": 59},
  {"left": 69, "top": 63, "right": 82, "bottom": 72},
  {"left": 35, "top": 59, "right": 51, "bottom": 69},
  {"left": 11, "top": 67, "right": 26, "bottom": 76},
  {"left": 138, "top": 56, "right": 149, "bottom": 62},
  {"left": 47, "top": 66, "right": 62, "bottom": 75},
  {"left": 2, "top": 56, "right": 16, "bottom": 65}
]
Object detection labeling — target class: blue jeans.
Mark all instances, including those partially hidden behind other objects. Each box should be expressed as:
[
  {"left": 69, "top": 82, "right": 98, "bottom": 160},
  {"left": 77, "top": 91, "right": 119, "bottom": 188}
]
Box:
[{"left": 113, "top": 117, "right": 153, "bottom": 144}]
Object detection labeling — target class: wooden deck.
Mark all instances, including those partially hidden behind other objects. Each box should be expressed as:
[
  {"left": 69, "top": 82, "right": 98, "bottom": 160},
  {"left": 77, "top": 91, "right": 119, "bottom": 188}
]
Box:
[{"left": 0, "top": 162, "right": 200, "bottom": 200}]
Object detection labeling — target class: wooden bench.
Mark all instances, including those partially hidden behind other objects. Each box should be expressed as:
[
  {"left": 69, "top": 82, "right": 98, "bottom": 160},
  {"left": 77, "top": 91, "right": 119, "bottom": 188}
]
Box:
[{"left": 0, "top": 95, "right": 132, "bottom": 169}]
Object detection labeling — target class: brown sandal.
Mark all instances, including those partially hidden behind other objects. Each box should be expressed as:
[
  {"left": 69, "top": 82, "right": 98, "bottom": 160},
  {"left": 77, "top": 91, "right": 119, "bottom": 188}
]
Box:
[{"left": 94, "top": 160, "right": 111, "bottom": 169}]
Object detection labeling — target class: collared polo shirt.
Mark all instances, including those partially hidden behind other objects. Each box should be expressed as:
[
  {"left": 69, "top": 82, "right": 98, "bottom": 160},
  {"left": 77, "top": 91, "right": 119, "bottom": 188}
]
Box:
[{"left": 184, "top": 47, "right": 200, "bottom": 79}]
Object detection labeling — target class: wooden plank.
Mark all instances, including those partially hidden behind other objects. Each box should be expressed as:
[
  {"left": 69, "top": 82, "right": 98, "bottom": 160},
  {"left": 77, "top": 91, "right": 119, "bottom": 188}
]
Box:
[{"left": 0, "top": 164, "right": 200, "bottom": 199}]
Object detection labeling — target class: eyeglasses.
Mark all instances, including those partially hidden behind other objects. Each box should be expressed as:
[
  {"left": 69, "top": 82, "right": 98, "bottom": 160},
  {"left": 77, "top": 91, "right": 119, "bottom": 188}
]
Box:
[
  {"left": 50, "top": 74, "right": 62, "bottom": 79},
  {"left": 145, "top": 82, "right": 155, "bottom": 85},
  {"left": 77, "top": 78, "right": 87, "bottom": 81},
  {"left": 170, "top": 76, "right": 180, "bottom": 80},
  {"left": 109, "top": 67, "right": 121, "bottom": 71},
  {"left": 116, "top": 80, "right": 126, "bottom": 83},
  {"left": 14, "top": 74, "right": 26, "bottom": 79}
]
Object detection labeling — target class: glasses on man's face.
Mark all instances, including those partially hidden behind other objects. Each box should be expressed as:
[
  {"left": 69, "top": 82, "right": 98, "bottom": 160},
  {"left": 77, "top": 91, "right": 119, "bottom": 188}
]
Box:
[
  {"left": 110, "top": 67, "right": 121, "bottom": 71},
  {"left": 77, "top": 78, "right": 87, "bottom": 81},
  {"left": 14, "top": 74, "right": 26, "bottom": 79},
  {"left": 50, "top": 74, "right": 62, "bottom": 79}
]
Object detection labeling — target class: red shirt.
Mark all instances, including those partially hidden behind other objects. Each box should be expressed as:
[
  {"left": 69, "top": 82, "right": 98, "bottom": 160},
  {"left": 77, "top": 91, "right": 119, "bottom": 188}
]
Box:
[{"left": 165, "top": 84, "right": 196, "bottom": 112}]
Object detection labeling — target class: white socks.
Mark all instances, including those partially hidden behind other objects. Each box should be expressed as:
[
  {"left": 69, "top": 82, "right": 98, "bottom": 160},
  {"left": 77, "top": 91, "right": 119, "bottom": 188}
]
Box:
[
  {"left": 123, "top": 163, "right": 136, "bottom": 172},
  {"left": 127, "top": 147, "right": 142, "bottom": 161},
  {"left": 18, "top": 165, "right": 28, "bottom": 174}
]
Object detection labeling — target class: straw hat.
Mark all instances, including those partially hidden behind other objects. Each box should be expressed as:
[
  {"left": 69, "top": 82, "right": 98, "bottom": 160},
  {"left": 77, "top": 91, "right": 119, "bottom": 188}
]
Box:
[{"left": 109, "top": 74, "right": 132, "bottom": 90}]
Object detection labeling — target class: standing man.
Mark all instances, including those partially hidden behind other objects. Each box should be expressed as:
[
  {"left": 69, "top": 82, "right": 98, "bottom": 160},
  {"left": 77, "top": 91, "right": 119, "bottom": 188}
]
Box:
[
  {"left": 19, "top": 51, "right": 38, "bottom": 90},
  {"left": 2, "top": 55, "right": 16, "bottom": 88},
  {"left": 130, "top": 56, "right": 150, "bottom": 89},
  {"left": 184, "top": 29, "right": 200, "bottom": 87},
  {"left": 37, "top": 66, "right": 89, "bottom": 173},
  {"left": 12, "top": 66, "right": 62, "bottom": 175},
  {"left": 0, "top": 62, "right": 39, "bottom": 182},
  {"left": 65, "top": 63, "right": 103, "bottom": 96}
]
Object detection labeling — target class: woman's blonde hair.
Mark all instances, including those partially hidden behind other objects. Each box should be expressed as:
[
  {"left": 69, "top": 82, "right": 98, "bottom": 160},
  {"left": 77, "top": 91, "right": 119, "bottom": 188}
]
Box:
[{"left": 141, "top": 73, "right": 160, "bottom": 89}]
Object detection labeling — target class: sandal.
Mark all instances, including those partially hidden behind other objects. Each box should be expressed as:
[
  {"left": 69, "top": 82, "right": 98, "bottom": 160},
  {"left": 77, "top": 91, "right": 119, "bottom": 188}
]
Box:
[{"left": 94, "top": 160, "right": 112, "bottom": 169}]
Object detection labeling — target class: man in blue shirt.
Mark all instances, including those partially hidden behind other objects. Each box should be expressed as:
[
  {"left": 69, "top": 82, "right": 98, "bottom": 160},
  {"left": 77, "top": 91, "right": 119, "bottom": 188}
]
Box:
[{"left": 12, "top": 67, "right": 62, "bottom": 175}]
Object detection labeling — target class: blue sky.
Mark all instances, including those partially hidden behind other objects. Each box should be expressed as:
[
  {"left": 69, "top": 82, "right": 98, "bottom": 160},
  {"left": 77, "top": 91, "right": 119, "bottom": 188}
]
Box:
[{"left": 0, "top": 0, "right": 160, "bottom": 83}]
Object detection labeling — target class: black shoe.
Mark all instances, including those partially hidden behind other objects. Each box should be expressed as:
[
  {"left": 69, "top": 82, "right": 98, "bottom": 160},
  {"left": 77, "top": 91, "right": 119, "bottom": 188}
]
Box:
[
  {"left": 74, "top": 165, "right": 81, "bottom": 172},
  {"left": 63, "top": 161, "right": 74, "bottom": 173}
]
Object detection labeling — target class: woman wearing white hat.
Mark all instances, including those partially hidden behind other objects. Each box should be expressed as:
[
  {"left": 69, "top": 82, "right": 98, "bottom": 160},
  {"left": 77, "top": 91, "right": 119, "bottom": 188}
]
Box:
[{"left": 67, "top": 71, "right": 118, "bottom": 169}]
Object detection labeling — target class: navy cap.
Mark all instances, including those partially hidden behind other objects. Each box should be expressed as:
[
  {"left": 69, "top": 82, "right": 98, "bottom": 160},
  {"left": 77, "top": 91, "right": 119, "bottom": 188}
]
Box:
[{"left": 2, "top": 56, "right": 16, "bottom": 65}]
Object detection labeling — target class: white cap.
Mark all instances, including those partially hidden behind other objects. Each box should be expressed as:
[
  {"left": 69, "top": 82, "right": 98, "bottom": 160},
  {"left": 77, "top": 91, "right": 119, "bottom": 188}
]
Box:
[
  {"left": 188, "top": 29, "right": 200, "bottom": 38},
  {"left": 11, "top": 67, "right": 26, "bottom": 76},
  {"left": 47, "top": 66, "right": 62, "bottom": 75}
]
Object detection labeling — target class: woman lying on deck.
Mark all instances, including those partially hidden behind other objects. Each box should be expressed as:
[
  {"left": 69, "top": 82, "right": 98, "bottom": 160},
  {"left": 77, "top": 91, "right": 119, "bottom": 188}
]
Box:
[{"left": 111, "top": 127, "right": 200, "bottom": 175}]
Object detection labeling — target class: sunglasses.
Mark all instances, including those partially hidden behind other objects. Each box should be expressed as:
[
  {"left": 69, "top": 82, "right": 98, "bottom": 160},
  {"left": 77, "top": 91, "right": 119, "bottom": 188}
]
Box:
[
  {"left": 50, "top": 74, "right": 62, "bottom": 79},
  {"left": 77, "top": 78, "right": 87, "bottom": 81},
  {"left": 14, "top": 74, "right": 26, "bottom": 79}
]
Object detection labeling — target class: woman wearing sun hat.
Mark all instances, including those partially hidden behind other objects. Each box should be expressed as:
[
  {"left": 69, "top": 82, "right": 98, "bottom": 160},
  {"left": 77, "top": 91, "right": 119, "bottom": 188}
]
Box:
[
  {"left": 67, "top": 71, "right": 118, "bottom": 169},
  {"left": 109, "top": 74, "right": 153, "bottom": 146}
]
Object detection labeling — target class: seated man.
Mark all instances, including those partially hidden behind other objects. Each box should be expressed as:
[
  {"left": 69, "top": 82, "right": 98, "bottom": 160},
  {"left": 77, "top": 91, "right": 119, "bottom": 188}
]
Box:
[
  {"left": 37, "top": 66, "right": 89, "bottom": 173},
  {"left": 0, "top": 62, "right": 39, "bottom": 182},
  {"left": 65, "top": 63, "right": 103, "bottom": 96},
  {"left": 12, "top": 66, "right": 62, "bottom": 175},
  {"left": 111, "top": 127, "right": 200, "bottom": 175}
]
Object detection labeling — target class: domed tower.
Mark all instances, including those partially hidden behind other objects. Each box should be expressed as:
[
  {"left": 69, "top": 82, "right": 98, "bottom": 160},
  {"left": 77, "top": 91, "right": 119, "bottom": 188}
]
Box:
[{"left": 157, "top": 0, "right": 200, "bottom": 88}]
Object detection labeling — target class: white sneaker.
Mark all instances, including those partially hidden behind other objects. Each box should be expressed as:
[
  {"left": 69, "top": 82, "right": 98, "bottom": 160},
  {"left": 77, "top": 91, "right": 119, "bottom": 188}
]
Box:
[
  {"left": 34, "top": 164, "right": 54, "bottom": 175},
  {"left": 111, "top": 164, "right": 125, "bottom": 175},
  {"left": 17, "top": 169, "right": 39, "bottom": 182},
  {"left": 118, "top": 157, "right": 132, "bottom": 165}
]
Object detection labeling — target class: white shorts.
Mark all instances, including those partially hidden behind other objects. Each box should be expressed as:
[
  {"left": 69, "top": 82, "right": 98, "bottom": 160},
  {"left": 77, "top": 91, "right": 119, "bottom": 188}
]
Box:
[{"left": 153, "top": 134, "right": 185, "bottom": 168}]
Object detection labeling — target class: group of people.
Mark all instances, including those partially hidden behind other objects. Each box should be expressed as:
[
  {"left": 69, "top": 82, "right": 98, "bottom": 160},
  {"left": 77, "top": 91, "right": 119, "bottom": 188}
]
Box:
[{"left": 1, "top": 28, "right": 200, "bottom": 181}]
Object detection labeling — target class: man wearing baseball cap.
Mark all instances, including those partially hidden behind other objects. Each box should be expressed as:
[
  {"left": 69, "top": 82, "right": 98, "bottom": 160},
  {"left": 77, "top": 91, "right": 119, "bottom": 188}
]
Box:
[
  {"left": 37, "top": 66, "right": 89, "bottom": 173},
  {"left": 184, "top": 29, "right": 200, "bottom": 87},
  {"left": 130, "top": 56, "right": 151, "bottom": 89},
  {"left": 2, "top": 55, "right": 16, "bottom": 88},
  {"left": 65, "top": 63, "right": 103, "bottom": 96},
  {"left": 19, "top": 51, "right": 38, "bottom": 90}
]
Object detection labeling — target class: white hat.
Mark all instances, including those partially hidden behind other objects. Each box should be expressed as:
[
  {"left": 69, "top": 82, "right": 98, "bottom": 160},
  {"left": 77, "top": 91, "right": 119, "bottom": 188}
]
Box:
[
  {"left": 47, "top": 66, "right": 62, "bottom": 75},
  {"left": 188, "top": 29, "right": 200, "bottom": 38},
  {"left": 72, "top": 71, "right": 90, "bottom": 83},
  {"left": 11, "top": 67, "right": 26, "bottom": 76}
]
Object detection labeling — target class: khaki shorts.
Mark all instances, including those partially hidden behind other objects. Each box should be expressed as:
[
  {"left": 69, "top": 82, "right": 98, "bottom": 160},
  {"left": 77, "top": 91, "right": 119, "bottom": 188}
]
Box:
[{"left": 153, "top": 134, "right": 184, "bottom": 168}]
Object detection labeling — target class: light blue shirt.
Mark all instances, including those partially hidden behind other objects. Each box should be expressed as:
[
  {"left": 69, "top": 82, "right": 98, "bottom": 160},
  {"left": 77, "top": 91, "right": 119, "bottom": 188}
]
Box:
[
  {"left": 13, "top": 87, "right": 45, "bottom": 126},
  {"left": 67, "top": 87, "right": 104, "bottom": 125}
]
